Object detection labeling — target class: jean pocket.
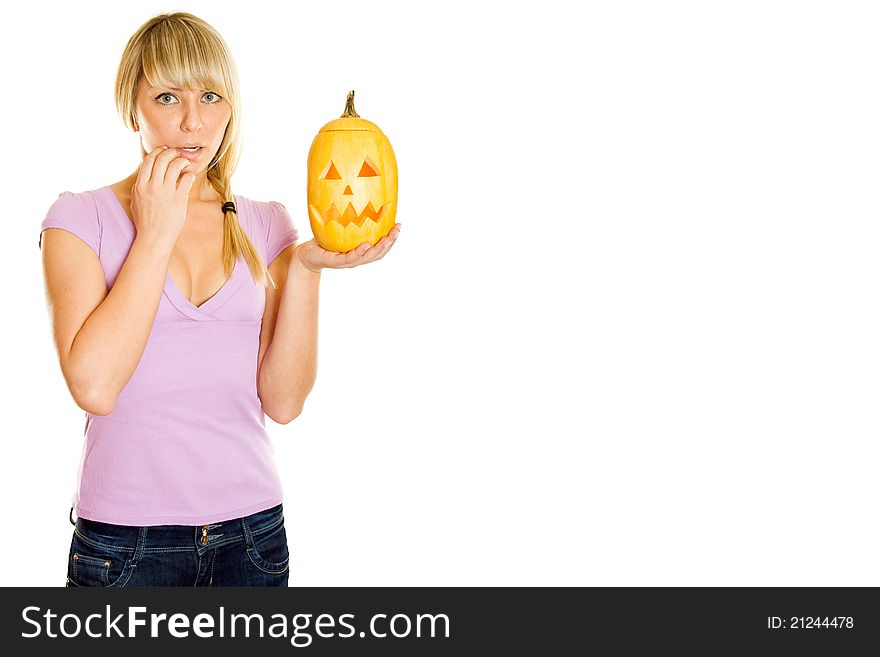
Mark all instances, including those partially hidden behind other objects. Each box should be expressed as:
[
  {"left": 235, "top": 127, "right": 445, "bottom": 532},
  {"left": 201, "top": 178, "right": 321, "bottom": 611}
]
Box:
[
  {"left": 246, "top": 520, "right": 290, "bottom": 575},
  {"left": 68, "top": 524, "right": 136, "bottom": 587}
]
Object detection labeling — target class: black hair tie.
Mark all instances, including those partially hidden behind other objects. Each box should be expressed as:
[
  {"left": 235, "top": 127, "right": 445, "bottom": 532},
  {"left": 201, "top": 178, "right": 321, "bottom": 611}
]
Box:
[{"left": 222, "top": 201, "right": 237, "bottom": 214}]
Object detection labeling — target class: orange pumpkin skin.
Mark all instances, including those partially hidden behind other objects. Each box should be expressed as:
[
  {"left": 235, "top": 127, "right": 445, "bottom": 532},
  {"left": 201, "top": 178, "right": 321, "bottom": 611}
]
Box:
[{"left": 307, "top": 91, "right": 398, "bottom": 253}]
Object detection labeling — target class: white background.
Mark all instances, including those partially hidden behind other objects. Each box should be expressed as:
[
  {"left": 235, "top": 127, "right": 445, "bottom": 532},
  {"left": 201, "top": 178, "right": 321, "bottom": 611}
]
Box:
[{"left": 1, "top": 0, "right": 877, "bottom": 586}]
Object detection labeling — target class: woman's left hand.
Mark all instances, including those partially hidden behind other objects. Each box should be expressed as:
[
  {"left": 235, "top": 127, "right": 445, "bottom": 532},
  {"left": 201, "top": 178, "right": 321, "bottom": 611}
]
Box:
[{"left": 293, "top": 223, "right": 401, "bottom": 273}]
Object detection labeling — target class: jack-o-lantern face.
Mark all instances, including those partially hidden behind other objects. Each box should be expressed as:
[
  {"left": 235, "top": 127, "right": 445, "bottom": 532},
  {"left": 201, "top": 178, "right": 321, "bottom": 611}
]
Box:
[{"left": 307, "top": 91, "right": 398, "bottom": 253}]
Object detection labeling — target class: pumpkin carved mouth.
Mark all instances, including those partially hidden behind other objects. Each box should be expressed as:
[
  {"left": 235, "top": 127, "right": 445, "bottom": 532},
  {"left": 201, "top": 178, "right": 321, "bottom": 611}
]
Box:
[{"left": 310, "top": 201, "right": 390, "bottom": 228}]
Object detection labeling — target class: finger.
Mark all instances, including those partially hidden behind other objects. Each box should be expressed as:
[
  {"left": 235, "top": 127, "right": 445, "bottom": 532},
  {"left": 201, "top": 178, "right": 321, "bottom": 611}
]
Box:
[
  {"left": 136, "top": 146, "right": 169, "bottom": 190},
  {"left": 364, "top": 236, "right": 395, "bottom": 263},
  {"left": 340, "top": 245, "right": 368, "bottom": 268},
  {"left": 330, "top": 241, "right": 367, "bottom": 268},
  {"left": 346, "top": 241, "right": 374, "bottom": 264},
  {"left": 372, "top": 233, "right": 394, "bottom": 260},
  {"left": 165, "top": 156, "right": 192, "bottom": 187},
  {"left": 319, "top": 249, "right": 356, "bottom": 270},
  {"left": 378, "top": 241, "right": 394, "bottom": 261},
  {"left": 151, "top": 147, "right": 185, "bottom": 187},
  {"left": 177, "top": 170, "right": 197, "bottom": 194},
  {"left": 366, "top": 243, "right": 387, "bottom": 263}
]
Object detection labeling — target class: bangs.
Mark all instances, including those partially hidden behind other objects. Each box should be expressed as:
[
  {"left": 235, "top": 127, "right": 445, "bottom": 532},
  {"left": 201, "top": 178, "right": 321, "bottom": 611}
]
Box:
[{"left": 140, "top": 20, "right": 230, "bottom": 96}]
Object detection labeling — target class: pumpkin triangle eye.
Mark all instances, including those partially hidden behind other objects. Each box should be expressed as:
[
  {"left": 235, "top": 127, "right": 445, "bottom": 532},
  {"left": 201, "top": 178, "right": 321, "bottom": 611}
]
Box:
[
  {"left": 324, "top": 162, "right": 341, "bottom": 180},
  {"left": 358, "top": 161, "right": 379, "bottom": 177}
]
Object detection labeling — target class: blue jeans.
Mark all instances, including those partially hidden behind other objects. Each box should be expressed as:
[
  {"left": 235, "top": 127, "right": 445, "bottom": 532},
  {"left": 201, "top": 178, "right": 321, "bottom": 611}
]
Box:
[{"left": 65, "top": 504, "right": 289, "bottom": 587}]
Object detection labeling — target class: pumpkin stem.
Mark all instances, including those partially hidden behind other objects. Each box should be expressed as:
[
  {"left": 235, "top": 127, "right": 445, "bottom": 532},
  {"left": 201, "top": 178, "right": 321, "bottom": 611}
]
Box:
[{"left": 341, "top": 90, "right": 360, "bottom": 118}]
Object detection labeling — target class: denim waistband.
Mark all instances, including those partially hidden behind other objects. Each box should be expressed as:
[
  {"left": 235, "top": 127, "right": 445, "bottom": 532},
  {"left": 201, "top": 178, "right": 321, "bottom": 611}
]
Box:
[{"left": 72, "top": 504, "right": 284, "bottom": 555}]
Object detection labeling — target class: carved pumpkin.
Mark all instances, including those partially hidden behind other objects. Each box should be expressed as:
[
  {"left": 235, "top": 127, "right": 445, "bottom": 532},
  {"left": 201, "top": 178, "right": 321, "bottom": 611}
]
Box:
[{"left": 307, "top": 91, "right": 398, "bottom": 253}]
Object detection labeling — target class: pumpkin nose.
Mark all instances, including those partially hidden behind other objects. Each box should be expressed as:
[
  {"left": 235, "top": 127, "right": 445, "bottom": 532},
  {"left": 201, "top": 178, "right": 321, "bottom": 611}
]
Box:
[{"left": 343, "top": 185, "right": 353, "bottom": 195}]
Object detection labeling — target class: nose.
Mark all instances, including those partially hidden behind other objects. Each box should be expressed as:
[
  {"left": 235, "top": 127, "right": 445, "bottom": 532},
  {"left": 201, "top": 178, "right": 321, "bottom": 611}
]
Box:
[
  {"left": 180, "top": 103, "right": 203, "bottom": 133},
  {"left": 343, "top": 185, "right": 353, "bottom": 195}
]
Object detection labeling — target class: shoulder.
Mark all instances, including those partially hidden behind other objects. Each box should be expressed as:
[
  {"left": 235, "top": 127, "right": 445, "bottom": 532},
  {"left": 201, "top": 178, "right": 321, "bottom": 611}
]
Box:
[
  {"left": 45, "top": 187, "right": 104, "bottom": 216},
  {"left": 234, "top": 193, "right": 290, "bottom": 224},
  {"left": 40, "top": 187, "right": 108, "bottom": 255},
  {"left": 234, "top": 193, "right": 299, "bottom": 266},
  {"left": 234, "top": 193, "right": 298, "bottom": 239}
]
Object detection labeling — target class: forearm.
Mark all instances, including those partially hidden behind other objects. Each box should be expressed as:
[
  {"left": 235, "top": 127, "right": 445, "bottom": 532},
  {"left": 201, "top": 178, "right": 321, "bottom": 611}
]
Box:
[
  {"left": 69, "top": 234, "right": 174, "bottom": 413},
  {"left": 258, "top": 254, "right": 321, "bottom": 422}
]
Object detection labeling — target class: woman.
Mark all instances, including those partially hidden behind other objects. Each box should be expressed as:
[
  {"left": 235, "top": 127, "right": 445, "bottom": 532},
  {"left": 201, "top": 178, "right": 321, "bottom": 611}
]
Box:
[{"left": 38, "top": 12, "right": 400, "bottom": 587}]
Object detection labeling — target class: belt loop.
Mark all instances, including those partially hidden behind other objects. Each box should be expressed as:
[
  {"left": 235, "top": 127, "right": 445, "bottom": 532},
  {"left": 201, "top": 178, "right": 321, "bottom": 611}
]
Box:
[
  {"left": 69, "top": 506, "right": 76, "bottom": 526},
  {"left": 133, "top": 526, "right": 148, "bottom": 564},
  {"left": 240, "top": 516, "right": 255, "bottom": 549}
]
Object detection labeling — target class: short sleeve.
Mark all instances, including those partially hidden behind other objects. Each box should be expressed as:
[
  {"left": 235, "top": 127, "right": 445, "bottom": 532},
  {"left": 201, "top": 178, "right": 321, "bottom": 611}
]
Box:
[
  {"left": 265, "top": 200, "right": 299, "bottom": 264},
  {"left": 39, "top": 191, "right": 101, "bottom": 258}
]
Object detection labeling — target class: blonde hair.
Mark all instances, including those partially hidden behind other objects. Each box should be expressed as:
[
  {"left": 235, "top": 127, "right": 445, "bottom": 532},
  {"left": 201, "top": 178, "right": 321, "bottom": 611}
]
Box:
[{"left": 114, "top": 11, "right": 276, "bottom": 289}]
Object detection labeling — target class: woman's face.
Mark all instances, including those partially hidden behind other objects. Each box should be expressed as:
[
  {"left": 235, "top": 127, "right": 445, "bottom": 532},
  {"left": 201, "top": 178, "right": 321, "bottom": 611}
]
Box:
[{"left": 133, "top": 76, "right": 232, "bottom": 173}]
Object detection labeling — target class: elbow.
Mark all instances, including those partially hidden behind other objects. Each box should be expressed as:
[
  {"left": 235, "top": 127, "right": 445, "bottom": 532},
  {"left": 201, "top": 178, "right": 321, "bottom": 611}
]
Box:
[
  {"left": 259, "top": 369, "right": 316, "bottom": 425},
  {"left": 64, "top": 360, "right": 116, "bottom": 416},
  {"left": 69, "top": 379, "right": 115, "bottom": 416},
  {"left": 269, "top": 402, "right": 304, "bottom": 425},
  {"left": 76, "top": 393, "right": 115, "bottom": 417}
]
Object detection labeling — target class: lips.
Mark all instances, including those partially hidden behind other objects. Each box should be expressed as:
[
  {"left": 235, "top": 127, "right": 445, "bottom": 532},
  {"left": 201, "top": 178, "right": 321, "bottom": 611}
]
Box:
[{"left": 175, "top": 147, "right": 204, "bottom": 160}]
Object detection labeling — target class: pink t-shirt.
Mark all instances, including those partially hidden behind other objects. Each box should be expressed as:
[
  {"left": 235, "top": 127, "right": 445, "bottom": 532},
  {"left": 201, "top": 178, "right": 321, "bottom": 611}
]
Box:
[{"left": 39, "top": 186, "right": 299, "bottom": 526}]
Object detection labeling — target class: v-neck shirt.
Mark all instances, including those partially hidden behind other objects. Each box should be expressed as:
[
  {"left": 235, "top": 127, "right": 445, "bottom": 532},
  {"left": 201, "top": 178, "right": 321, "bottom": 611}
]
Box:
[
  {"left": 39, "top": 186, "right": 299, "bottom": 525},
  {"left": 103, "top": 186, "right": 243, "bottom": 314}
]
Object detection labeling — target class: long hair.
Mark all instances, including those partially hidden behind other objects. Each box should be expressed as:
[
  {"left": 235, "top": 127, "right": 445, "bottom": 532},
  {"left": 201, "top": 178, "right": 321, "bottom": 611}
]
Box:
[{"left": 114, "top": 11, "right": 275, "bottom": 289}]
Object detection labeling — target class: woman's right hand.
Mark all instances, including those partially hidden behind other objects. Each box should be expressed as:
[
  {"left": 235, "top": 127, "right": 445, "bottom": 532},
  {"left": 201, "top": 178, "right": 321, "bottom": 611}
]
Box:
[{"left": 130, "top": 145, "right": 196, "bottom": 246}]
